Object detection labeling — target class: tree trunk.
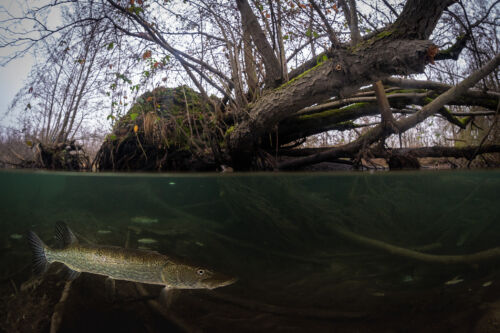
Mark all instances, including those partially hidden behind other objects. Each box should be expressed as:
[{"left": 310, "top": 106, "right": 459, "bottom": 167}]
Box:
[{"left": 228, "top": 39, "right": 434, "bottom": 155}]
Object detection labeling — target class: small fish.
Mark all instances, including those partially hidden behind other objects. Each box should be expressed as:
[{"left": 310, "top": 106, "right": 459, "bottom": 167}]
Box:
[
  {"left": 97, "top": 230, "right": 112, "bottom": 235},
  {"left": 131, "top": 216, "right": 159, "bottom": 224},
  {"left": 138, "top": 238, "right": 158, "bottom": 244},
  {"left": 10, "top": 233, "right": 23, "bottom": 240},
  {"left": 445, "top": 276, "right": 464, "bottom": 285},
  {"left": 26, "top": 222, "right": 236, "bottom": 290}
]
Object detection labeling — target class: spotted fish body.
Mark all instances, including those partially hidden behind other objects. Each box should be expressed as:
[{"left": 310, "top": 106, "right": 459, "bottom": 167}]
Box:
[{"left": 27, "top": 222, "right": 236, "bottom": 290}]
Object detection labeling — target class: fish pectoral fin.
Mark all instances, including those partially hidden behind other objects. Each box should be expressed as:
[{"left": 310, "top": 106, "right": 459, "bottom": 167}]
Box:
[
  {"left": 66, "top": 268, "right": 81, "bottom": 281},
  {"left": 159, "top": 287, "right": 178, "bottom": 309},
  {"left": 105, "top": 277, "right": 116, "bottom": 302}
]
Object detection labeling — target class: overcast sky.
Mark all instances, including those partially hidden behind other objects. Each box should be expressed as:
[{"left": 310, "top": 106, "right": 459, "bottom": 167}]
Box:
[
  {"left": 0, "top": 0, "right": 33, "bottom": 127},
  {"left": 0, "top": 0, "right": 63, "bottom": 128},
  {"left": 0, "top": 52, "right": 33, "bottom": 126}
]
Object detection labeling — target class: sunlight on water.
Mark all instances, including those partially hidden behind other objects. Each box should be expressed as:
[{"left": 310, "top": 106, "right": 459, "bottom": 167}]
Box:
[{"left": 0, "top": 170, "right": 499, "bottom": 332}]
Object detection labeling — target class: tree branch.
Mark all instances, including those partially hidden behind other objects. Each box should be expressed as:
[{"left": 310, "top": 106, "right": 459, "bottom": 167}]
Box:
[
  {"left": 235, "top": 0, "right": 282, "bottom": 87},
  {"left": 278, "top": 53, "right": 500, "bottom": 169},
  {"left": 309, "top": 0, "right": 341, "bottom": 47}
]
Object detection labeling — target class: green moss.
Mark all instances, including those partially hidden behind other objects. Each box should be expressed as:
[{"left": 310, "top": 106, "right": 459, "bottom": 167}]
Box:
[
  {"left": 439, "top": 34, "right": 467, "bottom": 55},
  {"left": 349, "top": 28, "right": 395, "bottom": 53},
  {"left": 224, "top": 125, "right": 235, "bottom": 137},
  {"left": 459, "top": 116, "right": 472, "bottom": 126},
  {"left": 375, "top": 29, "right": 394, "bottom": 39},
  {"left": 277, "top": 60, "right": 328, "bottom": 90},
  {"left": 124, "top": 85, "right": 203, "bottom": 118},
  {"left": 316, "top": 54, "right": 328, "bottom": 65},
  {"left": 298, "top": 102, "right": 369, "bottom": 120}
]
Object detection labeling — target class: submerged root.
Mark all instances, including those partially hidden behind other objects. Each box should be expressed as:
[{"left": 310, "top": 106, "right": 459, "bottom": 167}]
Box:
[
  {"left": 330, "top": 225, "right": 500, "bottom": 265},
  {"left": 203, "top": 291, "right": 367, "bottom": 320},
  {"left": 49, "top": 280, "right": 73, "bottom": 333},
  {"left": 135, "top": 284, "right": 200, "bottom": 333}
]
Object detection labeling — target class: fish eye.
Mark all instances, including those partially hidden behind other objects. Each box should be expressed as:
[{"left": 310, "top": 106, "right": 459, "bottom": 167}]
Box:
[{"left": 196, "top": 269, "right": 205, "bottom": 276}]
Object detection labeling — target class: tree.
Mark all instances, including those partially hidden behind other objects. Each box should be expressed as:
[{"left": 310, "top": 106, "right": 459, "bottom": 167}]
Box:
[{"left": 1, "top": 0, "right": 499, "bottom": 170}]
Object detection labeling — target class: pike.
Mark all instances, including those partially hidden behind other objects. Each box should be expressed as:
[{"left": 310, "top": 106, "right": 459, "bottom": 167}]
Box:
[{"left": 26, "top": 222, "right": 236, "bottom": 291}]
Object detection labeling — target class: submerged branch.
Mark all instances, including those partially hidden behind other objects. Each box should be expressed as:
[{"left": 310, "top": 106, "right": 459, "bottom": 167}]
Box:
[{"left": 330, "top": 226, "right": 500, "bottom": 265}]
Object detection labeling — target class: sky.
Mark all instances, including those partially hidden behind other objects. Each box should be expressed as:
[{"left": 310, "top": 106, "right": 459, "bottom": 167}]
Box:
[
  {"left": 0, "top": 52, "right": 33, "bottom": 126},
  {"left": 0, "top": 0, "right": 33, "bottom": 127},
  {"left": 0, "top": 0, "right": 61, "bottom": 128}
]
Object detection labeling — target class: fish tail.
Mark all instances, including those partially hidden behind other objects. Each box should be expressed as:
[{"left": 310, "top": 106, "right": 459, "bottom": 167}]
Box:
[{"left": 26, "top": 231, "right": 49, "bottom": 275}]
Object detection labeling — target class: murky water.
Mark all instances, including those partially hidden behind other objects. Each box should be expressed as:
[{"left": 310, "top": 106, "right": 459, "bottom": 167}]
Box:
[{"left": 1, "top": 170, "right": 499, "bottom": 332}]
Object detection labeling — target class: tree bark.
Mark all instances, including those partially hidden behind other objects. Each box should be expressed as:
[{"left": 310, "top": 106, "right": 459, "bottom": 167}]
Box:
[
  {"left": 229, "top": 39, "right": 434, "bottom": 154},
  {"left": 236, "top": 0, "right": 282, "bottom": 88},
  {"left": 228, "top": 0, "right": 459, "bottom": 159},
  {"left": 277, "top": 53, "right": 500, "bottom": 170}
]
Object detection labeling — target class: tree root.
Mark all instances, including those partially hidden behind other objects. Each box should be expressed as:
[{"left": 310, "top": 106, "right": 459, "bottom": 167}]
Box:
[
  {"left": 331, "top": 226, "right": 500, "bottom": 265},
  {"left": 134, "top": 284, "right": 200, "bottom": 333},
  {"left": 203, "top": 290, "right": 367, "bottom": 320},
  {"left": 49, "top": 280, "right": 73, "bottom": 333}
]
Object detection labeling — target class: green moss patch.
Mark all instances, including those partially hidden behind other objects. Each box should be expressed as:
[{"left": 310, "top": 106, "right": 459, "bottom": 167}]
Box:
[{"left": 298, "top": 102, "right": 370, "bottom": 120}]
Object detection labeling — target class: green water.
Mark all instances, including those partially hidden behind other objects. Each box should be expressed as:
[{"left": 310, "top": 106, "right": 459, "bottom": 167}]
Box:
[{"left": 1, "top": 170, "right": 499, "bottom": 332}]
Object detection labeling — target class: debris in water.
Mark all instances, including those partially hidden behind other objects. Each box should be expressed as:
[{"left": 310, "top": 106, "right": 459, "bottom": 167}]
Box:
[
  {"left": 97, "top": 230, "right": 112, "bottom": 235},
  {"left": 128, "top": 225, "right": 142, "bottom": 234},
  {"left": 445, "top": 277, "right": 464, "bottom": 285},
  {"left": 138, "top": 238, "right": 158, "bottom": 244},
  {"left": 10, "top": 234, "right": 23, "bottom": 240},
  {"left": 131, "top": 216, "right": 159, "bottom": 224},
  {"left": 482, "top": 281, "right": 493, "bottom": 287},
  {"left": 195, "top": 241, "right": 204, "bottom": 247},
  {"left": 402, "top": 275, "right": 413, "bottom": 283},
  {"left": 371, "top": 292, "right": 385, "bottom": 297}
]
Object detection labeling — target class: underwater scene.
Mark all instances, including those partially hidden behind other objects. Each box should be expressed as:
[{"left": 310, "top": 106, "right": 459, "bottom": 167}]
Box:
[{"left": 0, "top": 170, "right": 499, "bottom": 332}]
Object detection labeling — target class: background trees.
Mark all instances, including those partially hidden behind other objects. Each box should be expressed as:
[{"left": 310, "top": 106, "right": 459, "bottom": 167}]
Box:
[{"left": 0, "top": 0, "right": 499, "bottom": 170}]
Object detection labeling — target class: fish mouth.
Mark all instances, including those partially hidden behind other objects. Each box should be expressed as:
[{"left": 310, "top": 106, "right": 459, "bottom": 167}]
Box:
[{"left": 205, "top": 274, "right": 238, "bottom": 289}]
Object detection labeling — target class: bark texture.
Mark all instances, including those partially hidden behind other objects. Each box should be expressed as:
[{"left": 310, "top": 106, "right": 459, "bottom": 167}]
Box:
[
  {"left": 229, "top": 39, "right": 433, "bottom": 154},
  {"left": 236, "top": 0, "right": 282, "bottom": 87},
  {"left": 229, "top": 0, "right": 460, "bottom": 158}
]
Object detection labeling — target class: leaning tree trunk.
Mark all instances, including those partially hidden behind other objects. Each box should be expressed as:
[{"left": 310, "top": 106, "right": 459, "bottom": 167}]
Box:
[{"left": 228, "top": 0, "right": 456, "bottom": 165}]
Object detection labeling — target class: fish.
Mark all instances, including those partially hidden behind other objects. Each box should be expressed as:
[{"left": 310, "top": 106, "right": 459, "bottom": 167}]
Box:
[
  {"left": 137, "top": 238, "right": 158, "bottom": 244},
  {"left": 444, "top": 276, "right": 464, "bottom": 285},
  {"left": 131, "top": 216, "right": 159, "bottom": 224},
  {"left": 26, "top": 222, "right": 236, "bottom": 290}
]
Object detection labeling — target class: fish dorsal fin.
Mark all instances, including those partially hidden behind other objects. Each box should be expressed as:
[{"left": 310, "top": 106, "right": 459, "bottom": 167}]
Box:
[{"left": 55, "top": 222, "right": 78, "bottom": 247}]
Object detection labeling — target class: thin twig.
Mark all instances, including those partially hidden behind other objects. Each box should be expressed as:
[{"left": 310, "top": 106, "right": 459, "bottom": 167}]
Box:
[{"left": 467, "top": 98, "right": 500, "bottom": 167}]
